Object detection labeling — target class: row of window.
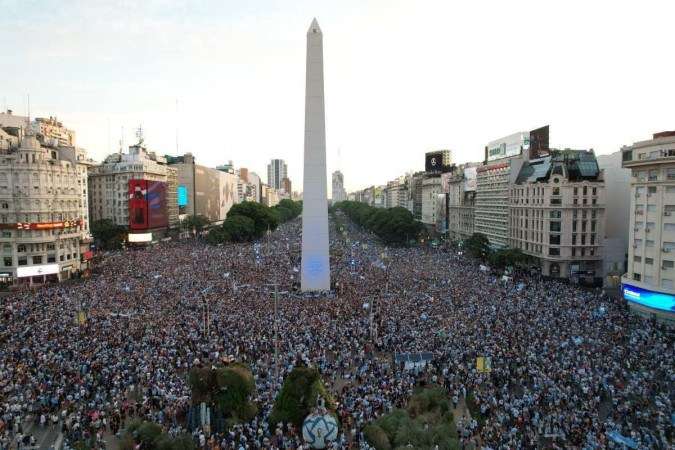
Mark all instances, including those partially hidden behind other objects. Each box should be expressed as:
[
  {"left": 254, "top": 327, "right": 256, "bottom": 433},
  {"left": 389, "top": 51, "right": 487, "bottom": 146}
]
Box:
[
  {"left": 634, "top": 168, "right": 675, "bottom": 182},
  {"left": 3, "top": 252, "right": 78, "bottom": 267},
  {"left": 631, "top": 272, "right": 675, "bottom": 290}
]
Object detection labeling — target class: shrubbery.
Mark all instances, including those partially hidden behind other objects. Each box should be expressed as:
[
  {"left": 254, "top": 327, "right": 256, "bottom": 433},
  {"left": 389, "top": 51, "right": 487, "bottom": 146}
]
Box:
[
  {"left": 270, "top": 365, "right": 336, "bottom": 427},
  {"left": 335, "top": 201, "right": 422, "bottom": 245},
  {"left": 187, "top": 363, "right": 258, "bottom": 424},
  {"left": 364, "top": 386, "right": 458, "bottom": 450}
]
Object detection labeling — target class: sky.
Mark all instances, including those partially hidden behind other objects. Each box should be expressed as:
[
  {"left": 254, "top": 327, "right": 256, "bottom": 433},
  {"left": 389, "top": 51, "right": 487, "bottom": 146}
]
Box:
[{"left": 1, "top": 0, "right": 674, "bottom": 194}]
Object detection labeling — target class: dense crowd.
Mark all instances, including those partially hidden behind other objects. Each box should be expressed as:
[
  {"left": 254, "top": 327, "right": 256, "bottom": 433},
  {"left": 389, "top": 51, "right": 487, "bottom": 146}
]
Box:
[{"left": 0, "top": 214, "right": 672, "bottom": 449}]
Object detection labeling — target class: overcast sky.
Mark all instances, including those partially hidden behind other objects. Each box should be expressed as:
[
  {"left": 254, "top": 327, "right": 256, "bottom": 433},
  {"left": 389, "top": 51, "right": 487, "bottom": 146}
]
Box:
[{"left": 1, "top": 0, "right": 673, "bottom": 193}]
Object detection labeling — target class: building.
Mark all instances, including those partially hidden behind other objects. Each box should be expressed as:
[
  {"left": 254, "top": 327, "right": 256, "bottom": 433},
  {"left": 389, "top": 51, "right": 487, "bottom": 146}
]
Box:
[
  {"left": 261, "top": 184, "right": 280, "bottom": 207},
  {"left": 89, "top": 143, "right": 179, "bottom": 229},
  {"left": 237, "top": 168, "right": 261, "bottom": 203},
  {"left": 509, "top": 150, "right": 605, "bottom": 283},
  {"left": 267, "top": 159, "right": 287, "bottom": 190},
  {"left": 383, "top": 176, "right": 408, "bottom": 209},
  {"left": 446, "top": 165, "right": 477, "bottom": 240},
  {"left": 410, "top": 172, "right": 425, "bottom": 220},
  {"left": 168, "top": 153, "right": 239, "bottom": 223},
  {"left": 0, "top": 132, "right": 91, "bottom": 284},
  {"left": 32, "top": 117, "right": 76, "bottom": 148},
  {"left": 597, "top": 151, "right": 631, "bottom": 286},
  {"left": 281, "top": 177, "right": 292, "bottom": 197},
  {"left": 332, "top": 170, "right": 346, "bottom": 203},
  {"left": 621, "top": 131, "right": 675, "bottom": 324},
  {"left": 421, "top": 176, "right": 442, "bottom": 226}
]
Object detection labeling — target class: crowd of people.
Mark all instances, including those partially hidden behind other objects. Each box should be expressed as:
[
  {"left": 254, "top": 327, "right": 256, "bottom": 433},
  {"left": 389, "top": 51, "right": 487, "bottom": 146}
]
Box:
[{"left": 0, "top": 213, "right": 672, "bottom": 449}]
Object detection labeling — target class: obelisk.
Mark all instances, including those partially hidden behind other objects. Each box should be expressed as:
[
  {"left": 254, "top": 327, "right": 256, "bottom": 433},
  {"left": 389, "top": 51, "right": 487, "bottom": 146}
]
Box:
[{"left": 301, "top": 18, "right": 331, "bottom": 291}]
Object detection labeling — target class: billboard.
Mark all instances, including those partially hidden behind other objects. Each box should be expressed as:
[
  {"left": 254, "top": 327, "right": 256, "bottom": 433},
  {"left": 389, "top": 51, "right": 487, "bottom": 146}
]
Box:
[
  {"left": 529, "top": 125, "right": 549, "bottom": 155},
  {"left": 17, "top": 263, "right": 60, "bottom": 278},
  {"left": 219, "top": 171, "right": 239, "bottom": 220},
  {"left": 178, "top": 185, "right": 188, "bottom": 206},
  {"left": 425, "top": 151, "right": 452, "bottom": 174},
  {"left": 128, "top": 232, "right": 153, "bottom": 243},
  {"left": 195, "top": 166, "right": 222, "bottom": 222},
  {"left": 147, "top": 181, "right": 168, "bottom": 228},
  {"left": 129, "top": 179, "right": 148, "bottom": 230},
  {"left": 0, "top": 219, "right": 82, "bottom": 230},
  {"left": 486, "top": 131, "right": 528, "bottom": 162},
  {"left": 622, "top": 283, "right": 675, "bottom": 313}
]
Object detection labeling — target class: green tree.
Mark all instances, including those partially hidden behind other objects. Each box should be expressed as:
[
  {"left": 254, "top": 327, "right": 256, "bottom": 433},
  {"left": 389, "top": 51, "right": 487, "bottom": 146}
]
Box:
[
  {"left": 464, "top": 233, "right": 491, "bottom": 260},
  {"left": 227, "top": 202, "right": 278, "bottom": 238},
  {"left": 182, "top": 215, "right": 210, "bottom": 232},
  {"left": 222, "top": 215, "right": 256, "bottom": 242},
  {"left": 120, "top": 420, "right": 195, "bottom": 450},
  {"left": 270, "top": 366, "right": 335, "bottom": 427},
  {"left": 90, "top": 219, "right": 126, "bottom": 250}
]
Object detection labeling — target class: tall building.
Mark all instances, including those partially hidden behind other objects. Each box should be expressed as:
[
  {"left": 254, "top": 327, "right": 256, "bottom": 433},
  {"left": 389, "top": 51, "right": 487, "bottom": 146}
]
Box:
[
  {"left": 267, "top": 159, "right": 287, "bottom": 190},
  {"left": 281, "top": 177, "right": 292, "bottom": 196},
  {"left": 421, "top": 176, "right": 442, "bottom": 226},
  {"left": 168, "top": 153, "right": 239, "bottom": 222},
  {"left": 301, "top": 18, "right": 330, "bottom": 292},
  {"left": 383, "top": 176, "right": 407, "bottom": 209},
  {"left": 509, "top": 150, "right": 605, "bottom": 283},
  {"left": 331, "top": 170, "right": 346, "bottom": 203},
  {"left": 89, "top": 143, "right": 178, "bottom": 229},
  {"left": 446, "top": 164, "right": 478, "bottom": 240},
  {"left": 597, "top": 151, "right": 631, "bottom": 285},
  {"left": 0, "top": 131, "right": 92, "bottom": 284},
  {"left": 475, "top": 129, "right": 544, "bottom": 248},
  {"left": 410, "top": 172, "right": 426, "bottom": 220},
  {"left": 621, "top": 131, "right": 675, "bottom": 323}
]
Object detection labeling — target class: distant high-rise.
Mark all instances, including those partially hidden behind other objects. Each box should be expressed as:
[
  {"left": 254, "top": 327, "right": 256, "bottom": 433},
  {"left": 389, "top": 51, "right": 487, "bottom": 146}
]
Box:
[
  {"left": 301, "top": 18, "right": 330, "bottom": 292},
  {"left": 267, "top": 159, "right": 287, "bottom": 190},
  {"left": 332, "top": 170, "right": 346, "bottom": 203}
]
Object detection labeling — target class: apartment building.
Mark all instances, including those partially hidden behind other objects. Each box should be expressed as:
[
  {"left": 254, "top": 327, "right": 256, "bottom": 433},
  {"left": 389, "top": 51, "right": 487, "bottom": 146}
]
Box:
[
  {"left": 446, "top": 165, "right": 477, "bottom": 240},
  {"left": 509, "top": 150, "right": 605, "bottom": 283},
  {"left": 621, "top": 131, "right": 675, "bottom": 323}
]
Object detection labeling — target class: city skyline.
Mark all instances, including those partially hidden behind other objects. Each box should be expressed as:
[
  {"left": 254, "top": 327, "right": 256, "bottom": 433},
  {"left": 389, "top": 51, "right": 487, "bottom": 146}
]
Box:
[{"left": 2, "top": 0, "right": 674, "bottom": 193}]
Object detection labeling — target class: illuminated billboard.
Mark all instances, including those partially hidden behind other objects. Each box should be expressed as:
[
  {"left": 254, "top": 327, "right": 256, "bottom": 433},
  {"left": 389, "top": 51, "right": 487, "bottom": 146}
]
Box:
[
  {"left": 128, "top": 232, "right": 153, "bottom": 243},
  {"left": 622, "top": 283, "right": 675, "bottom": 313},
  {"left": 17, "top": 263, "right": 60, "bottom": 278},
  {"left": 177, "top": 185, "right": 188, "bottom": 206},
  {"left": 129, "top": 179, "right": 148, "bottom": 230},
  {"left": 147, "top": 181, "right": 168, "bottom": 228}
]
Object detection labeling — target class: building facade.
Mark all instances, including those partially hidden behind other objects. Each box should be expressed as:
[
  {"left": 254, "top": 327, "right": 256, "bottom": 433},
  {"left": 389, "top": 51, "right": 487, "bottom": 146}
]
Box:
[
  {"left": 332, "top": 170, "right": 346, "bottom": 203},
  {"left": 509, "top": 150, "right": 605, "bottom": 282},
  {"left": 446, "top": 165, "right": 477, "bottom": 240},
  {"left": 421, "top": 176, "right": 442, "bottom": 226},
  {"left": 267, "top": 159, "right": 287, "bottom": 190},
  {"left": 621, "top": 131, "right": 675, "bottom": 323},
  {"left": 89, "top": 144, "right": 178, "bottom": 228},
  {"left": 0, "top": 133, "right": 91, "bottom": 284}
]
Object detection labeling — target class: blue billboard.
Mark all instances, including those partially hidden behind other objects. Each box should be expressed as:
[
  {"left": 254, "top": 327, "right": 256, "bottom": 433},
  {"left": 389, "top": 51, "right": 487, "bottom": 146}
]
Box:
[
  {"left": 178, "top": 185, "right": 188, "bottom": 206},
  {"left": 622, "top": 283, "right": 675, "bottom": 313}
]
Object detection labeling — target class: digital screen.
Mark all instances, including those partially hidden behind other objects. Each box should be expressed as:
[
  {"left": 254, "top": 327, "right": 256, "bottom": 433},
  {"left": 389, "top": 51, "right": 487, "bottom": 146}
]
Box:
[
  {"left": 425, "top": 152, "right": 445, "bottom": 173},
  {"left": 622, "top": 283, "right": 675, "bottom": 313},
  {"left": 147, "top": 181, "right": 168, "bottom": 228},
  {"left": 178, "top": 185, "right": 188, "bottom": 206},
  {"left": 128, "top": 179, "right": 148, "bottom": 230}
]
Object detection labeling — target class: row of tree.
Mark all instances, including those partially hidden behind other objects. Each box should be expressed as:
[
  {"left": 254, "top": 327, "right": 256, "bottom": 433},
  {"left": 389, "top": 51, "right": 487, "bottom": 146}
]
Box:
[
  {"left": 463, "top": 232, "right": 535, "bottom": 269},
  {"left": 206, "top": 199, "right": 302, "bottom": 244},
  {"left": 335, "top": 201, "right": 422, "bottom": 246}
]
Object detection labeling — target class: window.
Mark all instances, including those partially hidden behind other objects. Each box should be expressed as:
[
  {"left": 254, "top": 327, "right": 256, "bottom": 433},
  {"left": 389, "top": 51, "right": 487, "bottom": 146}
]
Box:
[
  {"left": 551, "top": 198, "right": 562, "bottom": 205},
  {"left": 550, "top": 221, "right": 561, "bottom": 232},
  {"left": 644, "top": 275, "right": 654, "bottom": 284},
  {"left": 581, "top": 235, "right": 586, "bottom": 245},
  {"left": 572, "top": 248, "right": 576, "bottom": 257},
  {"left": 634, "top": 255, "right": 642, "bottom": 263},
  {"left": 550, "top": 210, "right": 561, "bottom": 219},
  {"left": 637, "top": 171, "right": 647, "bottom": 181},
  {"left": 3, "top": 257, "right": 11, "bottom": 267},
  {"left": 668, "top": 168, "right": 675, "bottom": 180},
  {"left": 32, "top": 255, "right": 42, "bottom": 264},
  {"left": 549, "top": 235, "right": 560, "bottom": 245},
  {"left": 18, "top": 257, "right": 27, "bottom": 266},
  {"left": 553, "top": 187, "right": 560, "bottom": 196},
  {"left": 592, "top": 187, "right": 597, "bottom": 196},
  {"left": 583, "top": 186, "right": 587, "bottom": 195},
  {"left": 0, "top": 202, "right": 7, "bottom": 209},
  {"left": 634, "top": 238, "right": 643, "bottom": 246},
  {"left": 668, "top": 186, "right": 675, "bottom": 194},
  {"left": 635, "top": 205, "right": 645, "bottom": 215},
  {"left": 647, "top": 205, "right": 657, "bottom": 213},
  {"left": 646, "top": 240, "right": 655, "bottom": 248},
  {"left": 636, "top": 186, "right": 645, "bottom": 196},
  {"left": 17, "top": 244, "right": 25, "bottom": 252},
  {"left": 662, "top": 279, "right": 674, "bottom": 290},
  {"left": 663, "top": 260, "right": 674, "bottom": 269},
  {"left": 549, "top": 247, "right": 560, "bottom": 256},
  {"left": 648, "top": 186, "right": 657, "bottom": 194},
  {"left": 649, "top": 170, "right": 658, "bottom": 181},
  {"left": 645, "top": 257, "right": 654, "bottom": 265},
  {"left": 633, "top": 273, "right": 641, "bottom": 281},
  {"left": 47, "top": 254, "right": 56, "bottom": 263},
  {"left": 572, "top": 234, "right": 577, "bottom": 245},
  {"left": 574, "top": 187, "right": 578, "bottom": 196}
]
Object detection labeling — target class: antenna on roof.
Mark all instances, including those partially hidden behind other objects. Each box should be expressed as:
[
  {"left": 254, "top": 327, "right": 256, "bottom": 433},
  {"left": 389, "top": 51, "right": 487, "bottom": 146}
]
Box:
[
  {"left": 135, "top": 124, "right": 144, "bottom": 146},
  {"left": 119, "top": 126, "right": 124, "bottom": 154},
  {"left": 25, "top": 93, "right": 31, "bottom": 137},
  {"left": 175, "top": 98, "right": 179, "bottom": 155}
]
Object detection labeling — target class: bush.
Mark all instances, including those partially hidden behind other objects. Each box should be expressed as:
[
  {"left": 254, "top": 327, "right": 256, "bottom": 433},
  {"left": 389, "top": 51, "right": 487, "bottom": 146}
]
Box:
[
  {"left": 221, "top": 215, "right": 255, "bottom": 242},
  {"left": 270, "top": 366, "right": 335, "bottom": 427},
  {"left": 364, "top": 387, "right": 458, "bottom": 450},
  {"left": 464, "top": 233, "right": 491, "bottom": 260}
]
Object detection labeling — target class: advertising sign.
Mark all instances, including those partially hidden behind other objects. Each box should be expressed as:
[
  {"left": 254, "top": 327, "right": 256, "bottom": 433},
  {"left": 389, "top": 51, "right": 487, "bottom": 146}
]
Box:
[
  {"left": 147, "top": 181, "right": 168, "bottom": 228},
  {"left": 129, "top": 179, "right": 148, "bottom": 230},
  {"left": 529, "top": 125, "right": 549, "bottom": 154},
  {"left": 178, "top": 185, "right": 188, "bottom": 207},
  {"left": 622, "top": 283, "right": 675, "bottom": 313},
  {"left": 0, "top": 219, "right": 82, "bottom": 230},
  {"left": 486, "top": 131, "right": 528, "bottom": 162},
  {"left": 425, "top": 151, "right": 450, "bottom": 173},
  {"left": 128, "top": 232, "right": 153, "bottom": 243},
  {"left": 16, "top": 263, "right": 60, "bottom": 278},
  {"left": 195, "top": 166, "right": 222, "bottom": 222}
]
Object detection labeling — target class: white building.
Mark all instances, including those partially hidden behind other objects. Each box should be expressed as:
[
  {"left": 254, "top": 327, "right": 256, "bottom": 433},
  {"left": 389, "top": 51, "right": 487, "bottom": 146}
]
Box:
[
  {"left": 446, "top": 165, "right": 477, "bottom": 240},
  {"left": 0, "top": 133, "right": 91, "bottom": 284},
  {"left": 332, "top": 170, "right": 347, "bottom": 203},
  {"left": 267, "top": 159, "right": 287, "bottom": 190},
  {"left": 421, "top": 176, "right": 442, "bottom": 226},
  {"left": 89, "top": 144, "right": 178, "bottom": 228},
  {"left": 621, "top": 131, "right": 675, "bottom": 324}
]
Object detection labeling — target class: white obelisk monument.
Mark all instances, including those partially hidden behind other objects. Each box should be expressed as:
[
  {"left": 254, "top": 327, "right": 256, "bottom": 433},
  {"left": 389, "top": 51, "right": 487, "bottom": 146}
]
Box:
[{"left": 301, "top": 18, "right": 331, "bottom": 291}]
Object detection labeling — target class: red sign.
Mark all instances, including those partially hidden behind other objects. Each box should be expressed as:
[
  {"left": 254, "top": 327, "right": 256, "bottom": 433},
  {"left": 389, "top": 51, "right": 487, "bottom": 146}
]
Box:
[
  {"left": 0, "top": 219, "right": 82, "bottom": 230},
  {"left": 83, "top": 251, "right": 94, "bottom": 260},
  {"left": 129, "top": 179, "right": 149, "bottom": 230}
]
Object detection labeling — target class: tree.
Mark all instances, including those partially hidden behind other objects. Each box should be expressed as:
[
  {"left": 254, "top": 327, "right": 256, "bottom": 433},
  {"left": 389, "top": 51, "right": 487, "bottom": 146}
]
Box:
[
  {"left": 90, "top": 219, "right": 126, "bottom": 250},
  {"left": 464, "top": 233, "right": 491, "bottom": 260},
  {"left": 270, "top": 365, "right": 335, "bottom": 427},
  {"left": 221, "top": 215, "right": 255, "bottom": 242},
  {"left": 182, "top": 215, "right": 210, "bottom": 232},
  {"left": 227, "top": 202, "right": 278, "bottom": 238},
  {"left": 488, "top": 248, "right": 533, "bottom": 269},
  {"left": 337, "top": 201, "right": 422, "bottom": 246},
  {"left": 120, "top": 420, "right": 195, "bottom": 450}
]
